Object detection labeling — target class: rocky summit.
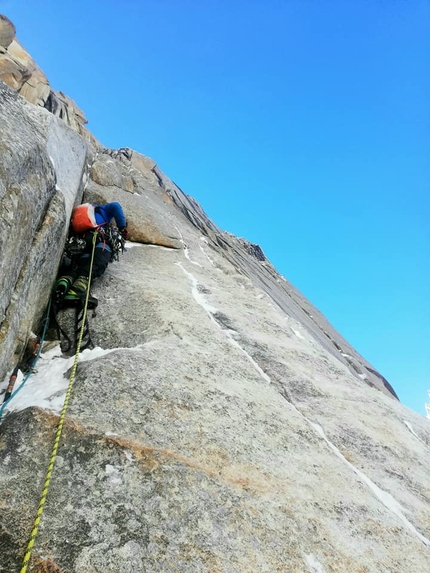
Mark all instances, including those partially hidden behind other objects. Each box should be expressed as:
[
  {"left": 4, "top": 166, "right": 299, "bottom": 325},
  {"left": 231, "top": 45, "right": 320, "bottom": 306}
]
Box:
[{"left": 0, "top": 14, "right": 429, "bottom": 573}]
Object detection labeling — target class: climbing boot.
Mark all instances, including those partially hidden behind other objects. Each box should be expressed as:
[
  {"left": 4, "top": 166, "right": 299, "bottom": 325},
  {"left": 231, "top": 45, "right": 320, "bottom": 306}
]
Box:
[
  {"left": 62, "top": 288, "right": 80, "bottom": 307},
  {"left": 53, "top": 275, "right": 73, "bottom": 303},
  {"left": 64, "top": 276, "right": 98, "bottom": 309},
  {"left": 71, "top": 275, "right": 89, "bottom": 295}
]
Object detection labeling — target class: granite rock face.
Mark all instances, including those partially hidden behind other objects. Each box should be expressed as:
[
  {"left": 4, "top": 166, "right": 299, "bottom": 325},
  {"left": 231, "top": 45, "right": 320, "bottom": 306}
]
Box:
[
  {"left": 0, "top": 19, "right": 98, "bottom": 147},
  {"left": 1, "top": 217, "right": 429, "bottom": 573},
  {"left": 0, "top": 80, "right": 88, "bottom": 378},
  {"left": 0, "top": 15, "right": 15, "bottom": 49},
  {"left": 0, "top": 14, "right": 429, "bottom": 573}
]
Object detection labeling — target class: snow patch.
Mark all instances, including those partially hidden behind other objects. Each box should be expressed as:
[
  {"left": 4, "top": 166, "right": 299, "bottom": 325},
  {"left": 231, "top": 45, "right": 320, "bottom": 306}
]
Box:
[
  {"left": 305, "top": 554, "right": 325, "bottom": 573},
  {"left": 125, "top": 241, "right": 144, "bottom": 249},
  {"left": 403, "top": 420, "right": 428, "bottom": 448},
  {"left": 291, "top": 327, "right": 305, "bottom": 340},
  {"left": 199, "top": 245, "right": 216, "bottom": 266},
  {"left": 5, "top": 346, "right": 117, "bottom": 415},
  {"left": 177, "top": 264, "right": 270, "bottom": 385},
  {"left": 176, "top": 263, "right": 217, "bottom": 315},
  {"left": 175, "top": 226, "right": 201, "bottom": 266},
  {"left": 105, "top": 464, "right": 122, "bottom": 485}
]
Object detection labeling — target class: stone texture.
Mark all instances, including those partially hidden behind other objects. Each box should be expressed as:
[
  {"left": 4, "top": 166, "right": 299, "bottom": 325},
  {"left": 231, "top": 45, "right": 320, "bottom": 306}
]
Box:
[
  {"left": 151, "top": 171, "right": 398, "bottom": 398},
  {"left": 0, "top": 15, "right": 99, "bottom": 148},
  {"left": 0, "top": 80, "right": 88, "bottom": 381},
  {"left": 0, "top": 14, "right": 15, "bottom": 49},
  {"left": 85, "top": 148, "right": 182, "bottom": 249},
  {"left": 0, "top": 16, "right": 429, "bottom": 573},
  {"left": 1, "top": 39, "right": 50, "bottom": 106},
  {"left": 44, "top": 90, "right": 88, "bottom": 134},
  {"left": 1, "top": 224, "right": 430, "bottom": 572}
]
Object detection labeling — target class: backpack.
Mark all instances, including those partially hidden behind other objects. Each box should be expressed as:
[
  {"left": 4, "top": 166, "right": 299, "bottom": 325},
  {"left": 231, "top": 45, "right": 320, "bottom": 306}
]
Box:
[{"left": 70, "top": 203, "right": 98, "bottom": 233}]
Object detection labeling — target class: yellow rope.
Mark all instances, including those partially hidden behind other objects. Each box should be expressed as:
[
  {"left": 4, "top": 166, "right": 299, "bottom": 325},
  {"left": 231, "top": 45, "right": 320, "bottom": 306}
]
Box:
[{"left": 20, "top": 231, "right": 98, "bottom": 573}]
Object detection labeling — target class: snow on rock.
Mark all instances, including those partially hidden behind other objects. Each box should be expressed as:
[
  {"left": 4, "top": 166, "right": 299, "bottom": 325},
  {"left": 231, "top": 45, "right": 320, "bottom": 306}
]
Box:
[
  {"left": 291, "top": 327, "right": 306, "bottom": 340},
  {"left": 5, "top": 345, "right": 116, "bottom": 415},
  {"left": 305, "top": 554, "right": 326, "bottom": 573},
  {"left": 308, "top": 421, "right": 430, "bottom": 548}
]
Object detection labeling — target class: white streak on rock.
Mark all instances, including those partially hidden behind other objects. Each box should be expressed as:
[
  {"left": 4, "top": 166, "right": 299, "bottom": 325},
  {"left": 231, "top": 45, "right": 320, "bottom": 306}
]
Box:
[
  {"left": 199, "top": 244, "right": 215, "bottom": 266},
  {"left": 176, "top": 260, "right": 430, "bottom": 547},
  {"left": 308, "top": 421, "right": 430, "bottom": 547},
  {"left": 226, "top": 337, "right": 271, "bottom": 384},
  {"left": 291, "top": 327, "right": 305, "bottom": 340},
  {"left": 145, "top": 244, "right": 173, "bottom": 251},
  {"left": 305, "top": 554, "right": 326, "bottom": 573},
  {"left": 175, "top": 226, "right": 201, "bottom": 266},
  {"left": 176, "top": 263, "right": 217, "bottom": 315},
  {"left": 177, "top": 264, "right": 270, "bottom": 384},
  {"left": 403, "top": 420, "right": 428, "bottom": 449},
  {"left": 403, "top": 420, "right": 419, "bottom": 438}
]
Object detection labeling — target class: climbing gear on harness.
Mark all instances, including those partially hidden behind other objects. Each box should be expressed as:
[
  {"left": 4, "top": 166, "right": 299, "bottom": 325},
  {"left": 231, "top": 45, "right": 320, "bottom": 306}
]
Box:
[
  {"left": 20, "top": 231, "right": 99, "bottom": 573},
  {"left": 98, "top": 224, "right": 125, "bottom": 261},
  {"left": 65, "top": 236, "right": 87, "bottom": 257}
]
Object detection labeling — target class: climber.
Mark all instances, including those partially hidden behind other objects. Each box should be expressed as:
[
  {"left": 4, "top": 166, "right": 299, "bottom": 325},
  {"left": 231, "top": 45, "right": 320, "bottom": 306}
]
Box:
[{"left": 54, "top": 201, "right": 129, "bottom": 306}]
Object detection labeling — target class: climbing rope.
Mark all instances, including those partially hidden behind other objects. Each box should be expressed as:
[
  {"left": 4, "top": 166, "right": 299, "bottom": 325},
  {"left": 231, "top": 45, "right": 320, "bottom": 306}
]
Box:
[
  {"left": 0, "top": 299, "right": 52, "bottom": 421},
  {"left": 20, "top": 231, "right": 98, "bottom": 573}
]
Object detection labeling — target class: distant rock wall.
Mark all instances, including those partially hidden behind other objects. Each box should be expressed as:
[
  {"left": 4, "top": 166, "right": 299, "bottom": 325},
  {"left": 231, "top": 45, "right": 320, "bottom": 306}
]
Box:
[{"left": 0, "top": 14, "right": 99, "bottom": 147}]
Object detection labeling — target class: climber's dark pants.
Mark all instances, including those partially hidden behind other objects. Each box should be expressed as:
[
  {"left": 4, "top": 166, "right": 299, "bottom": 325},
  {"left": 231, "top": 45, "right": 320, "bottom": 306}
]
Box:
[
  {"left": 77, "top": 248, "right": 112, "bottom": 280},
  {"left": 59, "top": 248, "right": 111, "bottom": 284}
]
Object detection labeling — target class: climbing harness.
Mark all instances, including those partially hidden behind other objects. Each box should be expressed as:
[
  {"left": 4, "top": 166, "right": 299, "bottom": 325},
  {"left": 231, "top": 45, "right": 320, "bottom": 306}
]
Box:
[
  {"left": 0, "top": 300, "right": 51, "bottom": 422},
  {"left": 20, "top": 231, "right": 98, "bottom": 573}
]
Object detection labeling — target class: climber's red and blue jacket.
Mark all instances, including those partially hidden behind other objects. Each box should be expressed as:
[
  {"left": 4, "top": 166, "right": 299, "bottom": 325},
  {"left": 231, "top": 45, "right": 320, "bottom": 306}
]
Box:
[
  {"left": 93, "top": 202, "right": 127, "bottom": 252},
  {"left": 94, "top": 202, "right": 126, "bottom": 228}
]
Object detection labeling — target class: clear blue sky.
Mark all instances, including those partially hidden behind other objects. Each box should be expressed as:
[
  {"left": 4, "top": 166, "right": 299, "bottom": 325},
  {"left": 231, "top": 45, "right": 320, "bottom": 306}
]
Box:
[{"left": 2, "top": 1, "right": 429, "bottom": 415}]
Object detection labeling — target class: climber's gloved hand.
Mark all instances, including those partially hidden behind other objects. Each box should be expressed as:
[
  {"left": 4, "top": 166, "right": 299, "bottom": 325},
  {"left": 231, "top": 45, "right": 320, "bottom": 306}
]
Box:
[{"left": 119, "top": 227, "right": 129, "bottom": 239}]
